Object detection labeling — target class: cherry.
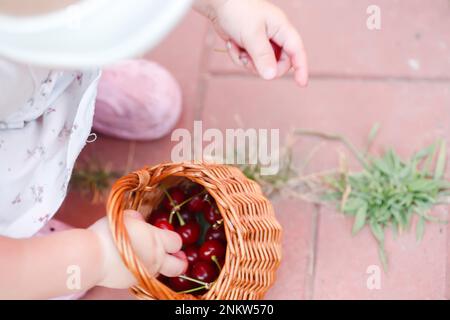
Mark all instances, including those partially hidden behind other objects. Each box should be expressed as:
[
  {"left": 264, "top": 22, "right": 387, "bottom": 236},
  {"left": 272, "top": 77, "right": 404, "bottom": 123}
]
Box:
[
  {"left": 157, "top": 275, "right": 169, "bottom": 285},
  {"left": 162, "top": 187, "right": 186, "bottom": 212},
  {"left": 148, "top": 209, "right": 170, "bottom": 225},
  {"left": 169, "top": 274, "right": 195, "bottom": 292},
  {"left": 154, "top": 220, "right": 175, "bottom": 231},
  {"left": 217, "top": 258, "right": 225, "bottom": 269},
  {"left": 187, "top": 194, "right": 209, "bottom": 213},
  {"left": 270, "top": 40, "right": 282, "bottom": 61},
  {"left": 205, "top": 225, "right": 226, "bottom": 243},
  {"left": 203, "top": 204, "right": 222, "bottom": 225},
  {"left": 173, "top": 208, "right": 197, "bottom": 227},
  {"left": 199, "top": 240, "right": 226, "bottom": 263},
  {"left": 176, "top": 221, "right": 201, "bottom": 246},
  {"left": 184, "top": 245, "right": 200, "bottom": 265},
  {"left": 191, "top": 261, "right": 218, "bottom": 284},
  {"left": 186, "top": 184, "right": 204, "bottom": 197}
]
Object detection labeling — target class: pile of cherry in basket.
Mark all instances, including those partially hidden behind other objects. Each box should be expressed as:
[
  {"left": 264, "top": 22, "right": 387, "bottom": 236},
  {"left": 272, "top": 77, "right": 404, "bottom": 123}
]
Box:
[{"left": 148, "top": 183, "right": 227, "bottom": 295}]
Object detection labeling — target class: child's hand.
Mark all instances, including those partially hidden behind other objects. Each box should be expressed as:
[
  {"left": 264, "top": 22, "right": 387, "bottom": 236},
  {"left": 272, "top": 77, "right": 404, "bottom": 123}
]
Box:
[
  {"left": 89, "top": 210, "right": 187, "bottom": 289},
  {"left": 195, "top": 0, "right": 308, "bottom": 86}
]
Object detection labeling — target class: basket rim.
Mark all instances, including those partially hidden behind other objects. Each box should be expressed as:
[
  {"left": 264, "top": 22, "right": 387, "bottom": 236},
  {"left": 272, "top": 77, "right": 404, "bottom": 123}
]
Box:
[{"left": 106, "top": 162, "right": 282, "bottom": 300}]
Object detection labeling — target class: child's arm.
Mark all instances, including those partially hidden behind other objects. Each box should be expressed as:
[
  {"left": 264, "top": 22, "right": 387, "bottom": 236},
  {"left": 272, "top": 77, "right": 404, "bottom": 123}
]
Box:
[
  {"left": 193, "top": 0, "right": 308, "bottom": 87},
  {"left": 0, "top": 229, "right": 103, "bottom": 299},
  {"left": 0, "top": 211, "right": 187, "bottom": 299}
]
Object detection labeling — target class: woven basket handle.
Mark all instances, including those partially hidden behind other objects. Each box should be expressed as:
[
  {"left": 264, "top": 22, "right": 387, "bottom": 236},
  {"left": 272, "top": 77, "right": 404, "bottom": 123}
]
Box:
[{"left": 106, "top": 169, "right": 161, "bottom": 298}]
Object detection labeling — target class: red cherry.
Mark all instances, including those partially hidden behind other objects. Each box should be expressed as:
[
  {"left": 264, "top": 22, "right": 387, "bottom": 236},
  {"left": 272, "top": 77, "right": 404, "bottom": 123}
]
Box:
[
  {"left": 203, "top": 204, "right": 222, "bottom": 224},
  {"left": 184, "top": 245, "right": 200, "bottom": 265},
  {"left": 173, "top": 208, "right": 197, "bottom": 227},
  {"left": 199, "top": 240, "right": 226, "bottom": 262},
  {"left": 205, "top": 225, "right": 226, "bottom": 243},
  {"left": 270, "top": 40, "right": 282, "bottom": 61},
  {"left": 176, "top": 221, "right": 201, "bottom": 246},
  {"left": 148, "top": 209, "right": 170, "bottom": 225},
  {"left": 157, "top": 275, "right": 169, "bottom": 285},
  {"left": 187, "top": 195, "right": 208, "bottom": 213},
  {"left": 162, "top": 187, "right": 186, "bottom": 211},
  {"left": 154, "top": 220, "right": 175, "bottom": 231},
  {"left": 187, "top": 184, "right": 204, "bottom": 197},
  {"left": 169, "top": 274, "right": 195, "bottom": 292},
  {"left": 191, "top": 261, "right": 218, "bottom": 283}
]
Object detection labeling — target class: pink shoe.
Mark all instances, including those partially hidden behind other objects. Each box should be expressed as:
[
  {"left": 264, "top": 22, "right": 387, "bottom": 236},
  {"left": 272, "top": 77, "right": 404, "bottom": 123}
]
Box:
[
  {"left": 94, "top": 59, "right": 183, "bottom": 141},
  {"left": 36, "top": 220, "right": 87, "bottom": 300}
]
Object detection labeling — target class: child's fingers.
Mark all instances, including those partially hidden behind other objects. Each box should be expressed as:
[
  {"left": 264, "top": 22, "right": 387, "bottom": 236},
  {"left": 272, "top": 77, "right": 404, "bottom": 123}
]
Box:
[
  {"left": 123, "top": 209, "right": 145, "bottom": 221},
  {"left": 238, "top": 51, "right": 258, "bottom": 74},
  {"left": 153, "top": 227, "right": 183, "bottom": 254},
  {"left": 159, "top": 253, "right": 188, "bottom": 277},
  {"left": 274, "top": 25, "right": 308, "bottom": 86},
  {"left": 172, "top": 251, "right": 188, "bottom": 273},
  {"left": 276, "top": 50, "right": 292, "bottom": 77},
  {"left": 242, "top": 30, "right": 278, "bottom": 80},
  {"left": 233, "top": 40, "right": 290, "bottom": 78},
  {"left": 226, "top": 40, "right": 258, "bottom": 74},
  {"left": 226, "top": 40, "right": 245, "bottom": 67},
  {"left": 226, "top": 40, "right": 257, "bottom": 73},
  {"left": 172, "top": 250, "right": 187, "bottom": 263}
]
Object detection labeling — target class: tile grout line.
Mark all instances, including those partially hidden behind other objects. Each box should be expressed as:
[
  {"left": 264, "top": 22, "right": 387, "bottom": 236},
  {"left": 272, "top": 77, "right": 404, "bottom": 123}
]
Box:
[
  {"left": 207, "top": 71, "right": 450, "bottom": 84},
  {"left": 446, "top": 206, "right": 450, "bottom": 299},
  {"left": 434, "top": 204, "right": 449, "bottom": 299},
  {"left": 305, "top": 203, "right": 321, "bottom": 300},
  {"left": 446, "top": 245, "right": 449, "bottom": 299}
]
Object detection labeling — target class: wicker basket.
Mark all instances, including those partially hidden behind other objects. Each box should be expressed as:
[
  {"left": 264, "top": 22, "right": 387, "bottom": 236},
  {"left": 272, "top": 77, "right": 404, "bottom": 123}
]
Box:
[{"left": 106, "top": 162, "right": 283, "bottom": 300}]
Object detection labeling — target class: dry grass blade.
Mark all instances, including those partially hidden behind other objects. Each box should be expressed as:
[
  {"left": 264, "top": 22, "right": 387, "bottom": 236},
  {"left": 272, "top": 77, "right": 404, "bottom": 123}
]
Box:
[
  {"left": 71, "top": 158, "right": 123, "bottom": 203},
  {"left": 295, "top": 129, "right": 369, "bottom": 169},
  {"left": 434, "top": 139, "right": 447, "bottom": 180}
]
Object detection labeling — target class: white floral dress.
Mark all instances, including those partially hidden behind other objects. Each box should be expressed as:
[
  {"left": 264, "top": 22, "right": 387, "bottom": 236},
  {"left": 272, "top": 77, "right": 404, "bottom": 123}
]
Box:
[
  {"left": 0, "top": 0, "right": 192, "bottom": 239},
  {"left": 0, "top": 58, "right": 101, "bottom": 238}
]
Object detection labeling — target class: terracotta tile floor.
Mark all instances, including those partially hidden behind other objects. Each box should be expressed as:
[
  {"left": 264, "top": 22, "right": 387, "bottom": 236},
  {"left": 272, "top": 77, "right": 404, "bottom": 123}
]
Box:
[{"left": 55, "top": 1, "right": 450, "bottom": 299}]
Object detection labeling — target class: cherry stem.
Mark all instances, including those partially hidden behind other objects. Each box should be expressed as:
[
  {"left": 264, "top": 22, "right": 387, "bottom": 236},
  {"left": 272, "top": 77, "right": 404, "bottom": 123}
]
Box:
[
  {"left": 212, "top": 256, "right": 222, "bottom": 271},
  {"left": 178, "top": 191, "right": 205, "bottom": 207},
  {"left": 161, "top": 184, "right": 181, "bottom": 209},
  {"left": 175, "top": 189, "right": 208, "bottom": 210},
  {"left": 160, "top": 185, "right": 182, "bottom": 226},
  {"left": 213, "top": 219, "right": 224, "bottom": 229},
  {"left": 161, "top": 185, "right": 208, "bottom": 209},
  {"left": 214, "top": 47, "right": 228, "bottom": 54},
  {"left": 175, "top": 210, "right": 185, "bottom": 226},
  {"left": 177, "top": 284, "right": 207, "bottom": 295},
  {"left": 160, "top": 186, "right": 209, "bottom": 226},
  {"left": 160, "top": 184, "right": 172, "bottom": 202},
  {"left": 179, "top": 275, "right": 210, "bottom": 288}
]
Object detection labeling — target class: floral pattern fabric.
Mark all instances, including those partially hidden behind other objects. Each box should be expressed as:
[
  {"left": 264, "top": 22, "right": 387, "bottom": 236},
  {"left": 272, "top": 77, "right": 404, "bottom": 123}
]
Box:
[{"left": 0, "top": 58, "right": 101, "bottom": 238}]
